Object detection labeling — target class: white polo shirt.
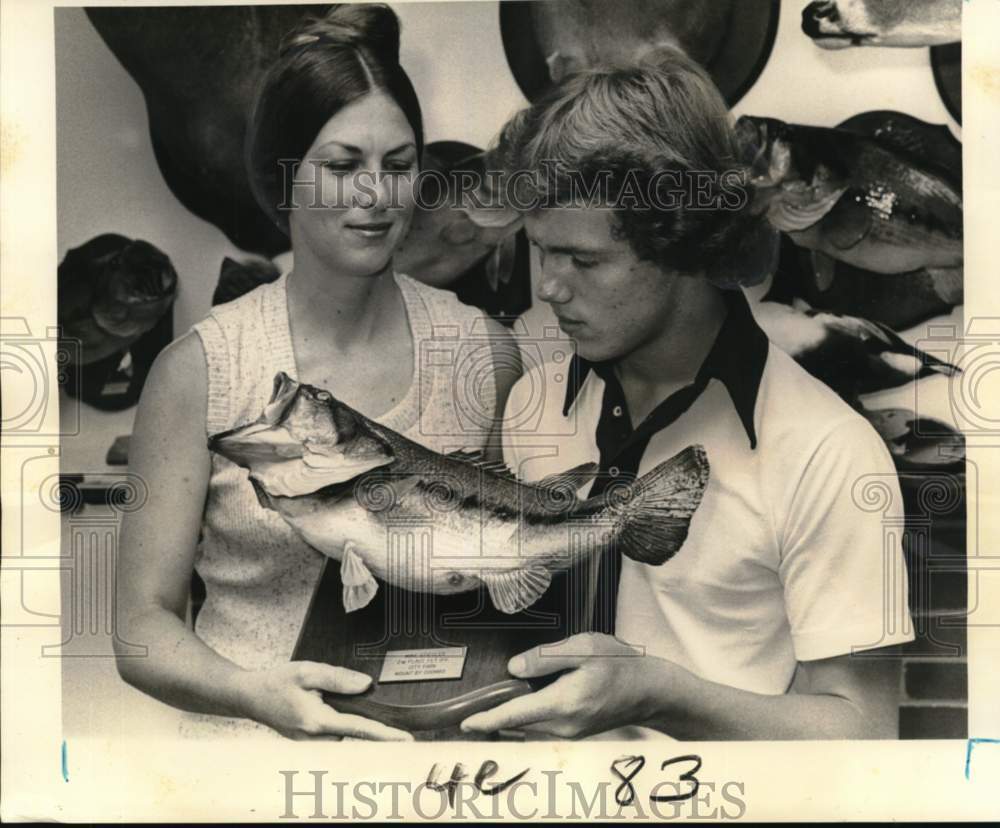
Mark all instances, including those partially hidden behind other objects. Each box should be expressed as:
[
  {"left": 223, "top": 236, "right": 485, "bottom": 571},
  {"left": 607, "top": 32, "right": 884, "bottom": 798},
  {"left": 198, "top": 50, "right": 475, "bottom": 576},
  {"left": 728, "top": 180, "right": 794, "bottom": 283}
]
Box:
[{"left": 503, "top": 292, "right": 915, "bottom": 717}]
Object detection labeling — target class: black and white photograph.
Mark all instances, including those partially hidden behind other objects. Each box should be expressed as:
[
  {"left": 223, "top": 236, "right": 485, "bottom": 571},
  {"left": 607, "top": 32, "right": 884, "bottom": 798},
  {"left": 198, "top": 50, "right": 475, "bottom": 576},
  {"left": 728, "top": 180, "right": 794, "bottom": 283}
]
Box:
[{"left": 2, "top": 0, "right": 998, "bottom": 821}]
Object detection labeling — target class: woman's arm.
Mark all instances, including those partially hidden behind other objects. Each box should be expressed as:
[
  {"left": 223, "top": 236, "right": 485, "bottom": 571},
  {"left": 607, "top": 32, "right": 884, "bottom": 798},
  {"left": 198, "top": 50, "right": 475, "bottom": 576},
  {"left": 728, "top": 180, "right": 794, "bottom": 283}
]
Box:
[{"left": 115, "top": 332, "right": 409, "bottom": 740}]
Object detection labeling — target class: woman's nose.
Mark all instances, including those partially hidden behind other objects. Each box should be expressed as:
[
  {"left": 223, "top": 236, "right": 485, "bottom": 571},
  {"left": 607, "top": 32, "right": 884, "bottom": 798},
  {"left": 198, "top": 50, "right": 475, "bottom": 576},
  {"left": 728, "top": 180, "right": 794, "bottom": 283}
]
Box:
[{"left": 354, "top": 170, "right": 395, "bottom": 211}]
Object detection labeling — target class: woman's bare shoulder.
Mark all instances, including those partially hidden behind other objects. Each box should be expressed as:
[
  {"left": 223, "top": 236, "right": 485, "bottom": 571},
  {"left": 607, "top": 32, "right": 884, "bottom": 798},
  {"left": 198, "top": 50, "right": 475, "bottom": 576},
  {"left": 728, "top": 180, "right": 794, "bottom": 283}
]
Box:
[{"left": 137, "top": 332, "right": 208, "bottom": 430}]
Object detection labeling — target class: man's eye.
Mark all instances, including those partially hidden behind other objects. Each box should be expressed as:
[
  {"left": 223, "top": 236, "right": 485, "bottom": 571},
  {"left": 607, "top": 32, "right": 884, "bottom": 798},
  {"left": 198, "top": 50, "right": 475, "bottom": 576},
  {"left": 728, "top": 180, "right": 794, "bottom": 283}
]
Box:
[{"left": 572, "top": 256, "right": 598, "bottom": 269}]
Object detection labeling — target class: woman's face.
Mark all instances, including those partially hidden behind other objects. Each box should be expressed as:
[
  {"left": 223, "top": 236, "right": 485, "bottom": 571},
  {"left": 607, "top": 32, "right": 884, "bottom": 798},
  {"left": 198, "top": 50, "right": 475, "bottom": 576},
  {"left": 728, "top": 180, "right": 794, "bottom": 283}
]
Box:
[{"left": 289, "top": 92, "right": 418, "bottom": 277}]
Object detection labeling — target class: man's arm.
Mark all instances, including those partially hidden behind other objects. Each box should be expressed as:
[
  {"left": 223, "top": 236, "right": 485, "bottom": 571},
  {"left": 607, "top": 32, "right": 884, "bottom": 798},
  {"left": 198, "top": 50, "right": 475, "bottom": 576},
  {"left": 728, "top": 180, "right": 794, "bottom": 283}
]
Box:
[
  {"left": 460, "top": 633, "right": 900, "bottom": 740},
  {"left": 643, "top": 650, "right": 900, "bottom": 740}
]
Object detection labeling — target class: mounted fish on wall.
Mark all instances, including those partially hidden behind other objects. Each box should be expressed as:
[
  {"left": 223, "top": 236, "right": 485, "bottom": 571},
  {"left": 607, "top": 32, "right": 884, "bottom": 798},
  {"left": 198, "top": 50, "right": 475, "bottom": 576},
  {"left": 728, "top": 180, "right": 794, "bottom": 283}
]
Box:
[
  {"left": 737, "top": 112, "right": 963, "bottom": 281},
  {"left": 738, "top": 107, "right": 965, "bottom": 471},
  {"left": 58, "top": 233, "right": 178, "bottom": 411},
  {"left": 744, "top": 110, "right": 963, "bottom": 315},
  {"left": 500, "top": 0, "right": 780, "bottom": 106}
]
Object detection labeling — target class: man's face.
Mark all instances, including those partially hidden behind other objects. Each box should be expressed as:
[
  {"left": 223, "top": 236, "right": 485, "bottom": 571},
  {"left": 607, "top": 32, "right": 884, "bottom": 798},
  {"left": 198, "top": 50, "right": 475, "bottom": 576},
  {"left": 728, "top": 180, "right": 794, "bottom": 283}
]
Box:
[{"left": 525, "top": 206, "right": 679, "bottom": 363}]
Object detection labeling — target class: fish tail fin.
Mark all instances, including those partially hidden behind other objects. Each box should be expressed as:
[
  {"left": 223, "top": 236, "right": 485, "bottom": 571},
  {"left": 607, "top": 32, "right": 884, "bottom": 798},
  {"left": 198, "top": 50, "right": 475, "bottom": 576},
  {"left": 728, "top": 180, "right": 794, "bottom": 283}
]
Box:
[
  {"left": 920, "top": 347, "right": 962, "bottom": 377},
  {"left": 875, "top": 321, "right": 961, "bottom": 377},
  {"left": 591, "top": 445, "right": 710, "bottom": 566}
]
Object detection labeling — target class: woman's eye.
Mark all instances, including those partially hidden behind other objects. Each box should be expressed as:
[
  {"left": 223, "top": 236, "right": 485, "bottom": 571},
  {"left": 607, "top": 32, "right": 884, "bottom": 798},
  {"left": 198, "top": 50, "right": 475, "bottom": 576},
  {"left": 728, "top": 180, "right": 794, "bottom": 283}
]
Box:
[
  {"left": 385, "top": 161, "right": 415, "bottom": 173},
  {"left": 320, "top": 161, "right": 356, "bottom": 173}
]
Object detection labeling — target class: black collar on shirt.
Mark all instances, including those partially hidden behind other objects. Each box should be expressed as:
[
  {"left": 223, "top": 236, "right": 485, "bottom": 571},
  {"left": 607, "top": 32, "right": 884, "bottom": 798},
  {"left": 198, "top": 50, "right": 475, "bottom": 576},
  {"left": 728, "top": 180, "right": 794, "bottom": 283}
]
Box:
[{"left": 561, "top": 288, "right": 769, "bottom": 449}]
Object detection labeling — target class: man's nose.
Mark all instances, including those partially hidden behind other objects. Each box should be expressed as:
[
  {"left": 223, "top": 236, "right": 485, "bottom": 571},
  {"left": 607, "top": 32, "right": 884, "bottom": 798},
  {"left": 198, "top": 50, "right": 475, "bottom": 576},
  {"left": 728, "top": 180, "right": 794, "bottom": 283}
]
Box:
[{"left": 536, "top": 262, "right": 573, "bottom": 305}]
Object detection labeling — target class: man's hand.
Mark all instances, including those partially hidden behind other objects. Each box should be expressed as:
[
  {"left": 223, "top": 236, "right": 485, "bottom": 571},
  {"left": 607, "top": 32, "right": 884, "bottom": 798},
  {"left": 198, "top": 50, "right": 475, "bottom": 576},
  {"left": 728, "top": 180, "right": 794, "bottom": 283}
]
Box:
[{"left": 460, "top": 632, "right": 664, "bottom": 739}]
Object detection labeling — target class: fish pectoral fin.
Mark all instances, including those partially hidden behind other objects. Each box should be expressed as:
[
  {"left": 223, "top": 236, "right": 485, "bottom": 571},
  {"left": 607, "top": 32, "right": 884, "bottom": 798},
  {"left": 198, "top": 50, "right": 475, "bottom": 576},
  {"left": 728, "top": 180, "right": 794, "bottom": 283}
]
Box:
[
  {"left": 811, "top": 251, "right": 838, "bottom": 292},
  {"left": 482, "top": 568, "right": 552, "bottom": 615},
  {"left": 926, "top": 266, "right": 963, "bottom": 305},
  {"left": 537, "top": 462, "right": 599, "bottom": 493},
  {"left": 341, "top": 543, "right": 379, "bottom": 613},
  {"left": 823, "top": 198, "right": 872, "bottom": 250}
]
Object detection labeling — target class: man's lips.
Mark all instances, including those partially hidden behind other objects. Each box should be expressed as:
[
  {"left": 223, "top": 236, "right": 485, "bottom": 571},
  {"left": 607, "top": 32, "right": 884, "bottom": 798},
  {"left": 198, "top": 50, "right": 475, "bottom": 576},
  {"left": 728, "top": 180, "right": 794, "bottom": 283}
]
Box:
[{"left": 554, "top": 313, "right": 584, "bottom": 329}]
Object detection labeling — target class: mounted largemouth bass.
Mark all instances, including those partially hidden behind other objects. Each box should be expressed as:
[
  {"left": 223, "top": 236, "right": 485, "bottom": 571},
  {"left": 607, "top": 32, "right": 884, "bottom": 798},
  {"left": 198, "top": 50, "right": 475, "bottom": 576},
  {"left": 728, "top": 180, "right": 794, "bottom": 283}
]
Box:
[
  {"left": 736, "top": 115, "right": 962, "bottom": 276},
  {"left": 209, "top": 372, "right": 709, "bottom": 615}
]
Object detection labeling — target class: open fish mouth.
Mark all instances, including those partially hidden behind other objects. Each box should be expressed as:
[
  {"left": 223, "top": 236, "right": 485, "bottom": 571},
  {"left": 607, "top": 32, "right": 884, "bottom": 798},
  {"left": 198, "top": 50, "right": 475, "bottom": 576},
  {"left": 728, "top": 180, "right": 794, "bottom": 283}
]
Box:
[
  {"left": 208, "top": 372, "right": 396, "bottom": 497},
  {"left": 208, "top": 373, "right": 305, "bottom": 464},
  {"left": 264, "top": 371, "right": 301, "bottom": 423},
  {"left": 208, "top": 419, "right": 304, "bottom": 466}
]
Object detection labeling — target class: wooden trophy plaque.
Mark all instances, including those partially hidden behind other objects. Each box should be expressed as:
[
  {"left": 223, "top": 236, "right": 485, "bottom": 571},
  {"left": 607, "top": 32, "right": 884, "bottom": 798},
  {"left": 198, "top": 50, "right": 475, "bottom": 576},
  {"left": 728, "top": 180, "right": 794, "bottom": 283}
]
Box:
[{"left": 291, "top": 519, "right": 601, "bottom": 740}]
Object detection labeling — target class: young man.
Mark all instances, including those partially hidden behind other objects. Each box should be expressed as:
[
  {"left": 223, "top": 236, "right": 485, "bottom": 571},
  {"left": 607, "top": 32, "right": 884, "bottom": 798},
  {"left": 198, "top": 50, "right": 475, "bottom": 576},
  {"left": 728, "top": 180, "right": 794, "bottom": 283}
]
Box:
[{"left": 460, "top": 52, "right": 914, "bottom": 740}]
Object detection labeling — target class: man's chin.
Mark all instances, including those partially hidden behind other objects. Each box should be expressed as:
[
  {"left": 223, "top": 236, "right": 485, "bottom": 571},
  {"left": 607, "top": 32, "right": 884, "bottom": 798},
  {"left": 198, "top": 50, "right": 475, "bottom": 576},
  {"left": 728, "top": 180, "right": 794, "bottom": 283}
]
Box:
[{"left": 573, "top": 338, "right": 621, "bottom": 365}]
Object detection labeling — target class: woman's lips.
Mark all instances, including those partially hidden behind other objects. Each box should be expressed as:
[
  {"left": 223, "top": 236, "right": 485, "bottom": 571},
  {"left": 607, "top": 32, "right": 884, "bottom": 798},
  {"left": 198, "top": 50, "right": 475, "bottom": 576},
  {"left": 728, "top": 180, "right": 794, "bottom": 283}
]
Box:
[{"left": 345, "top": 221, "right": 393, "bottom": 239}]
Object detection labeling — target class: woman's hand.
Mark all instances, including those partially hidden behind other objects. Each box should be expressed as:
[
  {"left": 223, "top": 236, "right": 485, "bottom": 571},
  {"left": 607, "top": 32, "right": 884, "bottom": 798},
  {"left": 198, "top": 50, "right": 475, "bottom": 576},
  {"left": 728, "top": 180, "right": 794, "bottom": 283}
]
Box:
[
  {"left": 460, "top": 633, "right": 664, "bottom": 739},
  {"left": 241, "top": 661, "right": 413, "bottom": 741}
]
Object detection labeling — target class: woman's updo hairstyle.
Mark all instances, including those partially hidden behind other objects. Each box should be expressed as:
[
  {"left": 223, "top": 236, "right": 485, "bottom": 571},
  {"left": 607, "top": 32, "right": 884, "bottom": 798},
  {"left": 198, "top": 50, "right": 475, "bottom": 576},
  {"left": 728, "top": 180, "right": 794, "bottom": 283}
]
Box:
[{"left": 246, "top": 4, "right": 424, "bottom": 234}]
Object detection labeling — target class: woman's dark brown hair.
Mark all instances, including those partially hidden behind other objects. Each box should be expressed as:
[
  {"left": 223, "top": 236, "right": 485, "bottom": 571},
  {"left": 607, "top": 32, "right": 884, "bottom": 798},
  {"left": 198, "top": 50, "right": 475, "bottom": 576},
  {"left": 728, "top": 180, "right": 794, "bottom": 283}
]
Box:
[{"left": 246, "top": 4, "right": 424, "bottom": 234}]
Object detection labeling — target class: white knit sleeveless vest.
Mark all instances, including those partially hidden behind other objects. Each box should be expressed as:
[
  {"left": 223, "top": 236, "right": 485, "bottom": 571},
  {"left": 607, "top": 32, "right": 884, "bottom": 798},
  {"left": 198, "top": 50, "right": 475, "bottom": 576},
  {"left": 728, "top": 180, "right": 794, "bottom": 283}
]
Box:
[{"left": 182, "top": 272, "right": 496, "bottom": 737}]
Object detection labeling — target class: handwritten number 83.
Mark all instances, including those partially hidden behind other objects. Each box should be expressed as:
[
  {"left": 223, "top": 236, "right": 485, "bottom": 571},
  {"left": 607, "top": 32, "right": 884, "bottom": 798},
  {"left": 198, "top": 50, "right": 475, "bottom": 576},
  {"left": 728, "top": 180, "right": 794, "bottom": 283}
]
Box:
[{"left": 611, "top": 754, "right": 702, "bottom": 806}]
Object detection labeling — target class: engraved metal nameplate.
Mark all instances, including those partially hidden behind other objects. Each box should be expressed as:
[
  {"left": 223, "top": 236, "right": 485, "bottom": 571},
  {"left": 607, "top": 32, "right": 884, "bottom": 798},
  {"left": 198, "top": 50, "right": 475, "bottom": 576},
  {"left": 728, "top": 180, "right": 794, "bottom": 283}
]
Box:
[{"left": 377, "top": 646, "right": 467, "bottom": 684}]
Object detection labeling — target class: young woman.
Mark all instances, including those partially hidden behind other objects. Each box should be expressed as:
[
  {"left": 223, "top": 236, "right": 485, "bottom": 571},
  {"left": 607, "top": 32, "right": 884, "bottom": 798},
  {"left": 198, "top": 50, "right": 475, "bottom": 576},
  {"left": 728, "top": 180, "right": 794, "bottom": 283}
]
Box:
[{"left": 115, "top": 4, "right": 519, "bottom": 740}]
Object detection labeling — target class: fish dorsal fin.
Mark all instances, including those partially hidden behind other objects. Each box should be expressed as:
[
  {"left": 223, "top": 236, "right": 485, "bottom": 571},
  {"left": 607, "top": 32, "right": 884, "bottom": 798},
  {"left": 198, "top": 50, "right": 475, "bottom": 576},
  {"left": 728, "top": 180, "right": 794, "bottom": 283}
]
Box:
[
  {"left": 481, "top": 568, "right": 552, "bottom": 615},
  {"left": 445, "top": 448, "right": 519, "bottom": 481},
  {"left": 536, "top": 461, "right": 599, "bottom": 493},
  {"left": 445, "top": 447, "right": 486, "bottom": 464},
  {"left": 840, "top": 111, "right": 962, "bottom": 191},
  {"left": 341, "top": 543, "right": 378, "bottom": 613}
]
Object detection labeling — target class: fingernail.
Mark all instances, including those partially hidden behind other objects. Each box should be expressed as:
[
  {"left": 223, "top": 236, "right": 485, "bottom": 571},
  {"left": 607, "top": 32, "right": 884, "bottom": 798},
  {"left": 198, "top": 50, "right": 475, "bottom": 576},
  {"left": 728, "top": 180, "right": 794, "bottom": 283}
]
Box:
[
  {"left": 460, "top": 719, "right": 478, "bottom": 732},
  {"left": 508, "top": 656, "right": 526, "bottom": 675},
  {"left": 350, "top": 673, "right": 373, "bottom": 692}
]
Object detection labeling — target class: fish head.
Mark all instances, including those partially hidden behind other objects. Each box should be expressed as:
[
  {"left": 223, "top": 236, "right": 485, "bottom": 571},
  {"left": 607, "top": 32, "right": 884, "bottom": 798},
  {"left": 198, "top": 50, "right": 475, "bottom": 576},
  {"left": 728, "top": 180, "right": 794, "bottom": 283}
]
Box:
[
  {"left": 735, "top": 116, "right": 797, "bottom": 189},
  {"left": 208, "top": 372, "right": 395, "bottom": 498},
  {"left": 92, "top": 240, "right": 179, "bottom": 338},
  {"left": 736, "top": 117, "right": 850, "bottom": 226}
]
